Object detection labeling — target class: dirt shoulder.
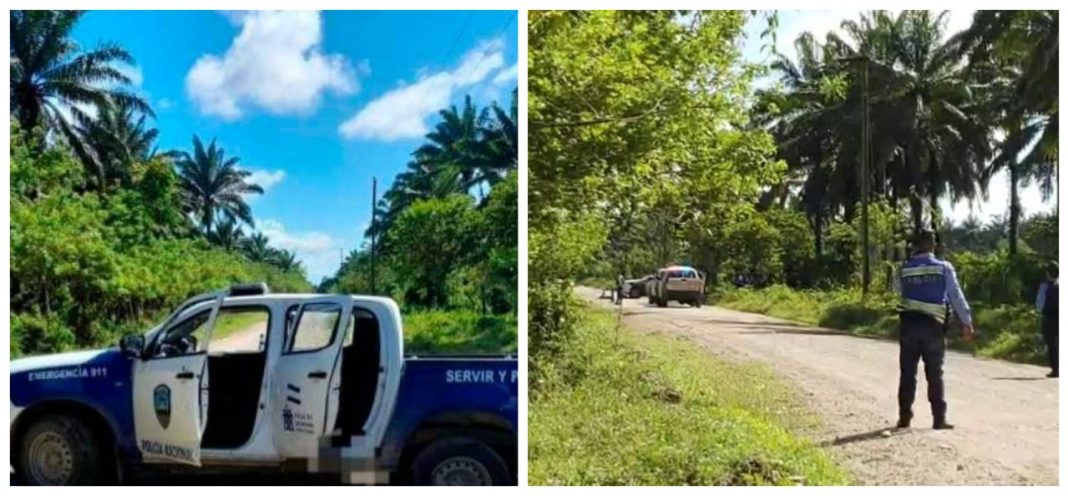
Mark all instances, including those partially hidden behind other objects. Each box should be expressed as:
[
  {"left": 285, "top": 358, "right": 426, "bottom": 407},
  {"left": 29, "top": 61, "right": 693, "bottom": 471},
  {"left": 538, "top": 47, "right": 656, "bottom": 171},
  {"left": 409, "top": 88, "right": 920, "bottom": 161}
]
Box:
[{"left": 577, "top": 287, "right": 1059, "bottom": 486}]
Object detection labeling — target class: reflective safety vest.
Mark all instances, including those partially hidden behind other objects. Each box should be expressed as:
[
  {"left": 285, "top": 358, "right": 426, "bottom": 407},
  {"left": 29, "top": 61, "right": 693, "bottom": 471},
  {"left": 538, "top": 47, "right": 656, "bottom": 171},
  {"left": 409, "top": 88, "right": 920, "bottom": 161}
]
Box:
[{"left": 898, "top": 255, "right": 949, "bottom": 323}]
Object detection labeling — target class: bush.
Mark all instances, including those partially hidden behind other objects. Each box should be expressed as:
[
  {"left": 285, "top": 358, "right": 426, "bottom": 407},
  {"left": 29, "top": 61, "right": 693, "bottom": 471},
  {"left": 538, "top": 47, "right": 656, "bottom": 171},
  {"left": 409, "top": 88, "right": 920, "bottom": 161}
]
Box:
[
  {"left": 529, "top": 304, "right": 847, "bottom": 485},
  {"left": 716, "top": 285, "right": 1048, "bottom": 365},
  {"left": 403, "top": 310, "right": 517, "bottom": 355}
]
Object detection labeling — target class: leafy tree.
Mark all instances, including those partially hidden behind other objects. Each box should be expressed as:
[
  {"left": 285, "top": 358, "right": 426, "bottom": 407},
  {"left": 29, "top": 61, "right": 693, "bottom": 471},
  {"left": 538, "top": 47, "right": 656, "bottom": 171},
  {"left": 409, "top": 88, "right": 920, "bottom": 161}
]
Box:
[
  {"left": 384, "top": 194, "right": 479, "bottom": 308},
  {"left": 529, "top": 10, "right": 783, "bottom": 354},
  {"left": 175, "top": 135, "right": 263, "bottom": 233}
]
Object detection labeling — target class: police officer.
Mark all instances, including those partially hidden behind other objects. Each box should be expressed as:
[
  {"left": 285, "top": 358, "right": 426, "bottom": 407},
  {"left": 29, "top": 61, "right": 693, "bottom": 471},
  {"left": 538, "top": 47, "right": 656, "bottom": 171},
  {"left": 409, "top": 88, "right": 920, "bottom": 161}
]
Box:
[
  {"left": 1036, "top": 262, "right": 1058, "bottom": 378},
  {"left": 896, "top": 229, "right": 975, "bottom": 430},
  {"left": 615, "top": 274, "right": 625, "bottom": 305}
]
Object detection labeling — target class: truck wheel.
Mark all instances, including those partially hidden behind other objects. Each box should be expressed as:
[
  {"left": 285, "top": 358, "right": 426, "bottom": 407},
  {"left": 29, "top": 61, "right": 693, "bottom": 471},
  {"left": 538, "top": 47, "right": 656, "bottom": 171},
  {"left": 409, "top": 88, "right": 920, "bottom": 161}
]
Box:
[
  {"left": 694, "top": 298, "right": 703, "bottom": 308},
  {"left": 16, "top": 414, "right": 102, "bottom": 485},
  {"left": 630, "top": 288, "right": 641, "bottom": 299},
  {"left": 411, "top": 437, "right": 511, "bottom": 486}
]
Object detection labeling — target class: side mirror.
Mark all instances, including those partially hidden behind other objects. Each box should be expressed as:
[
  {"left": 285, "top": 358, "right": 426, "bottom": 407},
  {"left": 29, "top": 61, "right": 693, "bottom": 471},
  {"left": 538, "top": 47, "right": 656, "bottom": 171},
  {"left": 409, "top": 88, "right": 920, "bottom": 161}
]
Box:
[{"left": 119, "top": 334, "right": 146, "bottom": 359}]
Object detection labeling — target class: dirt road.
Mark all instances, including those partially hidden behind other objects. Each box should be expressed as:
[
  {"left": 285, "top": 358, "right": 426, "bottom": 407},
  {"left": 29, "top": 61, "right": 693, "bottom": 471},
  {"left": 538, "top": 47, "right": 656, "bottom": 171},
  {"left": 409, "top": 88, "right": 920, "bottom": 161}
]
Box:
[{"left": 578, "top": 287, "right": 1059, "bottom": 486}]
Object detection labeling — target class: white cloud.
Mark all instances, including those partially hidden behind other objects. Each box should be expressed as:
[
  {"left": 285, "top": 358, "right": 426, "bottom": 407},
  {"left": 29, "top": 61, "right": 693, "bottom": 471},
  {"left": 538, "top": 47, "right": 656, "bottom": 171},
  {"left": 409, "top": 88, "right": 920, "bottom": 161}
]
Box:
[
  {"left": 491, "top": 63, "right": 518, "bottom": 86},
  {"left": 186, "top": 11, "right": 357, "bottom": 120},
  {"left": 338, "top": 38, "right": 507, "bottom": 141},
  {"left": 258, "top": 219, "right": 341, "bottom": 282},
  {"left": 245, "top": 169, "right": 286, "bottom": 192}
]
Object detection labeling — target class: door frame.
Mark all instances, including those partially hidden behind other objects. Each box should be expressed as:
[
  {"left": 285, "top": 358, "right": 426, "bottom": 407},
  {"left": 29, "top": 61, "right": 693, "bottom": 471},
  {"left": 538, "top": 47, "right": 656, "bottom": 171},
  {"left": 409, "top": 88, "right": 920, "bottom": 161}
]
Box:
[
  {"left": 270, "top": 296, "right": 353, "bottom": 459},
  {"left": 133, "top": 294, "right": 223, "bottom": 466}
]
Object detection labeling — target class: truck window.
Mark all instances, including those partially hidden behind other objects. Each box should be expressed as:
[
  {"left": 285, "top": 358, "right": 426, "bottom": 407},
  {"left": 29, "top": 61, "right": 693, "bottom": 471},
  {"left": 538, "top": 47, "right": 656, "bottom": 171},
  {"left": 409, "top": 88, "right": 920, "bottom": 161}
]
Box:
[
  {"left": 286, "top": 302, "right": 342, "bottom": 353},
  {"left": 208, "top": 307, "right": 270, "bottom": 353},
  {"left": 156, "top": 311, "right": 211, "bottom": 357},
  {"left": 155, "top": 306, "right": 271, "bottom": 357}
]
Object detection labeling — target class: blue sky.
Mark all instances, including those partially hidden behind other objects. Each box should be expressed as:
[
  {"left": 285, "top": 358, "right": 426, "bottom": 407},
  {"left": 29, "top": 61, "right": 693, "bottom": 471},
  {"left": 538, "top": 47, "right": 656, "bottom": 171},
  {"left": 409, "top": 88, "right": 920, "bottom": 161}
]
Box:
[
  {"left": 72, "top": 10, "right": 518, "bottom": 283},
  {"left": 739, "top": 10, "right": 1057, "bottom": 225}
]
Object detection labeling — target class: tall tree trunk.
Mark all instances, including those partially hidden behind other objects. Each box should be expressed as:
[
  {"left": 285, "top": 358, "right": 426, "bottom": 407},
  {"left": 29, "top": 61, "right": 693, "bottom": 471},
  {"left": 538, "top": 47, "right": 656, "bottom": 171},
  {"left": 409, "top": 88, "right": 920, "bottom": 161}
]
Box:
[
  {"left": 1008, "top": 160, "right": 1020, "bottom": 257},
  {"left": 908, "top": 193, "right": 924, "bottom": 234}
]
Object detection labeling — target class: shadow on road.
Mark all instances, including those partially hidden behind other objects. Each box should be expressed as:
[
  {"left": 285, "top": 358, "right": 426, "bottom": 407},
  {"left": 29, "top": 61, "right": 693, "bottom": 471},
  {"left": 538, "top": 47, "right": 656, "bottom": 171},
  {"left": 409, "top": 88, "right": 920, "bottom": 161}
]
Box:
[
  {"left": 822, "top": 426, "right": 908, "bottom": 447},
  {"left": 990, "top": 376, "right": 1050, "bottom": 381}
]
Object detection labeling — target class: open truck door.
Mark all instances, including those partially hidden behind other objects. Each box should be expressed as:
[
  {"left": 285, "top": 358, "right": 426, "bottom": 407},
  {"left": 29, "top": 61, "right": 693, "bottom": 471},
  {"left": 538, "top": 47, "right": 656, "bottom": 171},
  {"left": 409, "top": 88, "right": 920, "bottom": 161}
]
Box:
[
  {"left": 133, "top": 293, "right": 224, "bottom": 466},
  {"left": 271, "top": 296, "right": 352, "bottom": 459}
]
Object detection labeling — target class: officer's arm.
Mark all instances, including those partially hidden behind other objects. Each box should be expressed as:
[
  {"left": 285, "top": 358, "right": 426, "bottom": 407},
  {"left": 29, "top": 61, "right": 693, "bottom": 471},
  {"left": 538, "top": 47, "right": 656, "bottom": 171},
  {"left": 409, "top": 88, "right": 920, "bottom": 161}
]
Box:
[{"left": 944, "top": 262, "right": 973, "bottom": 326}]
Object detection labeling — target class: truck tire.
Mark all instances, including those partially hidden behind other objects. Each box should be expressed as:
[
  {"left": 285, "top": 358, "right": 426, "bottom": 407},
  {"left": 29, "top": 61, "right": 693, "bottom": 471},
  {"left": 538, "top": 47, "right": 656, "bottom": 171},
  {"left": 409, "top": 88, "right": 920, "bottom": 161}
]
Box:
[
  {"left": 694, "top": 298, "right": 703, "bottom": 308},
  {"left": 410, "top": 437, "right": 511, "bottom": 486},
  {"left": 16, "top": 414, "right": 103, "bottom": 485},
  {"left": 630, "top": 287, "right": 641, "bottom": 299}
]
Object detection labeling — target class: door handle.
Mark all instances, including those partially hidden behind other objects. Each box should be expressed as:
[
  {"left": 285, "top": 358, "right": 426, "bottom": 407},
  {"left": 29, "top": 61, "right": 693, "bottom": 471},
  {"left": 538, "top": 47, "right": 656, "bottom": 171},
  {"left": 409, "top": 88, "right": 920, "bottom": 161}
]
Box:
[
  {"left": 176, "top": 371, "right": 195, "bottom": 380},
  {"left": 308, "top": 371, "right": 328, "bottom": 379}
]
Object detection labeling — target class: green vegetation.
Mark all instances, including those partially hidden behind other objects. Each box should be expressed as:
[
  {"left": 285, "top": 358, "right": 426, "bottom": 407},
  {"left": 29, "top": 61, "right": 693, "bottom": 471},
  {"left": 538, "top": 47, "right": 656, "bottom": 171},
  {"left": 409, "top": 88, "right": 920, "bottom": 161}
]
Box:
[
  {"left": 530, "top": 306, "right": 847, "bottom": 485},
  {"left": 404, "top": 311, "right": 517, "bottom": 355},
  {"left": 715, "top": 285, "right": 1045, "bottom": 364}
]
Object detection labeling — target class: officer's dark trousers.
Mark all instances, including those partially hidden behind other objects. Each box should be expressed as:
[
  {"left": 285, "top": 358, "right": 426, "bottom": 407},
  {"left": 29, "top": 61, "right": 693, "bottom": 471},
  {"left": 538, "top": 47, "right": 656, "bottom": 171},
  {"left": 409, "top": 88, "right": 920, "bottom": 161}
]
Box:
[
  {"left": 898, "top": 313, "right": 946, "bottom": 418},
  {"left": 1042, "top": 315, "right": 1058, "bottom": 373}
]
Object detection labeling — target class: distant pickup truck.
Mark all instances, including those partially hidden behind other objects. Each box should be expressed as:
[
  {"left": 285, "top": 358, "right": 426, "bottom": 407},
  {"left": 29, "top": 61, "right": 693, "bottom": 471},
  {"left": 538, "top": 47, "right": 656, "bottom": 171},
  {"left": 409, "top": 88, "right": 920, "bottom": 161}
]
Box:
[
  {"left": 648, "top": 266, "right": 705, "bottom": 307},
  {"left": 11, "top": 284, "right": 517, "bottom": 486}
]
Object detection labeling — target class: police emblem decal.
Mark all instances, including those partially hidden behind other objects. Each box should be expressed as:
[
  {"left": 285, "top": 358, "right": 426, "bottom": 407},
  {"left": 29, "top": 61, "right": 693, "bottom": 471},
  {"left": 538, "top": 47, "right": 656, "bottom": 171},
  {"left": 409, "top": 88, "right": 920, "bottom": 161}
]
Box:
[{"left": 154, "top": 384, "right": 172, "bottom": 429}]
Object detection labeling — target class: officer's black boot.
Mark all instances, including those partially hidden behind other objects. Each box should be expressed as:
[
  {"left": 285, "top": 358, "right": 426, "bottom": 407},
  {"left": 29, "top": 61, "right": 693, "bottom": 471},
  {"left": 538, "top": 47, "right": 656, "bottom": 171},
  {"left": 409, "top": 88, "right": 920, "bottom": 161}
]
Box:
[
  {"left": 895, "top": 410, "right": 912, "bottom": 429},
  {"left": 932, "top": 414, "right": 955, "bottom": 430}
]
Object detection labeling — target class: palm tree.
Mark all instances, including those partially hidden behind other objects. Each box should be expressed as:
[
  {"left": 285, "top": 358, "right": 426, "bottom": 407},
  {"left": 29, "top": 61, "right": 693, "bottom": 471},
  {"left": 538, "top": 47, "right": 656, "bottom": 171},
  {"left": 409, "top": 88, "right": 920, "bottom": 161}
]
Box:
[
  {"left": 241, "top": 232, "right": 273, "bottom": 263},
  {"left": 9, "top": 11, "right": 151, "bottom": 143},
  {"left": 479, "top": 88, "right": 519, "bottom": 183},
  {"left": 414, "top": 95, "right": 485, "bottom": 196},
  {"left": 175, "top": 135, "right": 263, "bottom": 234},
  {"left": 207, "top": 217, "right": 245, "bottom": 251},
  {"left": 955, "top": 10, "right": 1059, "bottom": 254},
  {"left": 76, "top": 98, "right": 173, "bottom": 188},
  {"left": 770, "top": 12, "right": 993, "bottom": 239},
  {"left": 271, "top": 249, "right": 302, "bottom": 273}
]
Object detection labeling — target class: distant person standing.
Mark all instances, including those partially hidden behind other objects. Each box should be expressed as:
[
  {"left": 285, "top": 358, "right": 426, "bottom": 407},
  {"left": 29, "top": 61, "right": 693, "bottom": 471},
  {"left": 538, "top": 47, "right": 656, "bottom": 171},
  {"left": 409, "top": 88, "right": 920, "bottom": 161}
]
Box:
[
  {"left": 896, "top": 229, "right": 975, "bottom": 430},
  {"left": 615, "top": 274, "right": 625, "bottom": 305},
  {"left": 1036, "top": 262, "right": 1058, "bottom": 378}
]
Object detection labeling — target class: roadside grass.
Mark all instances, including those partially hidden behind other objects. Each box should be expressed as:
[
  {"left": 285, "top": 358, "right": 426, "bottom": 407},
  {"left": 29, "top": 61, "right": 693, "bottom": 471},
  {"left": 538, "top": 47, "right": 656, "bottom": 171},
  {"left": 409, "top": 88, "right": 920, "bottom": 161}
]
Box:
[
  {"left": 529, "top": 305, "right": 848, "bottom": 486},
  {"left": 403, "top": 310, "right": 517, "bottom": 355},
  {"left": 715, "top": 285, "right": 1046, "bottom": 364}
]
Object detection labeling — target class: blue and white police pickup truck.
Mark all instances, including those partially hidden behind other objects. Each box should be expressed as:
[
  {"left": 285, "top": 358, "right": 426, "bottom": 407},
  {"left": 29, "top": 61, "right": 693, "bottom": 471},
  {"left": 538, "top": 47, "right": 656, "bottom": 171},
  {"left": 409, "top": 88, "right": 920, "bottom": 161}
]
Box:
[{"left": 10, "top": 284, "right": 517, "bottom": 485}]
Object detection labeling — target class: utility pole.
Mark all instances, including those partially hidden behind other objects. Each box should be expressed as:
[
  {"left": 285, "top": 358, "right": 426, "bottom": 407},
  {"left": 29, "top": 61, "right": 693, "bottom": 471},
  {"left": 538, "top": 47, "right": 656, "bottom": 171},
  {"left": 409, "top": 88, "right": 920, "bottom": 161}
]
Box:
[
  {"left": 840, "top": 55, "right": 871, "bottom": 296},
  {"left": 370, "top": 177, "right": 377, "bottom": 295}
]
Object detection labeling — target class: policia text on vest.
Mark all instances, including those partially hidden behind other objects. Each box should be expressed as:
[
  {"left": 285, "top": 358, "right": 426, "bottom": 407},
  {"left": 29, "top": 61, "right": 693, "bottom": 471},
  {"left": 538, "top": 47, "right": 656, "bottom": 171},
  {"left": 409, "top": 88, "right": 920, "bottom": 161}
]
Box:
[{"left": 895, "top": 231, "right": 974, "bottom": 431}]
